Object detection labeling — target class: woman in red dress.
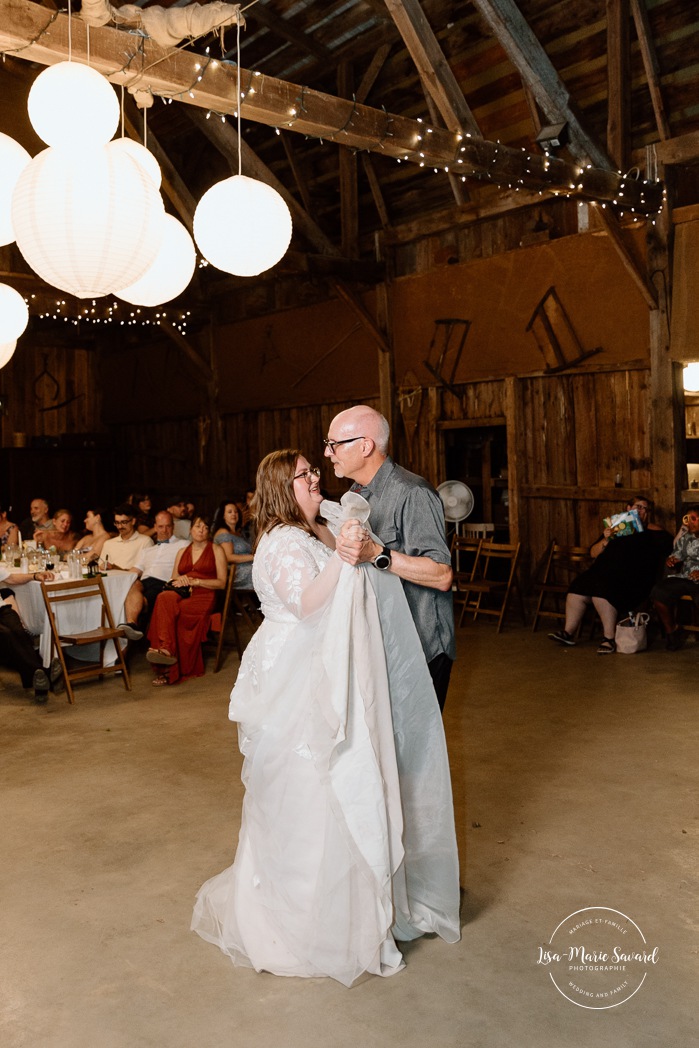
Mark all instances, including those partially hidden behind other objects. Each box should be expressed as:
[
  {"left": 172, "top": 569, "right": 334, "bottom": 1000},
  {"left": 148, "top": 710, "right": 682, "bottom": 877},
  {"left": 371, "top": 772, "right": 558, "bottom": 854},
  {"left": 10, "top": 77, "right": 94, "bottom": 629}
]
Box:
[{"left": 147, "top": 516, "right": 227, "bottom": 686}]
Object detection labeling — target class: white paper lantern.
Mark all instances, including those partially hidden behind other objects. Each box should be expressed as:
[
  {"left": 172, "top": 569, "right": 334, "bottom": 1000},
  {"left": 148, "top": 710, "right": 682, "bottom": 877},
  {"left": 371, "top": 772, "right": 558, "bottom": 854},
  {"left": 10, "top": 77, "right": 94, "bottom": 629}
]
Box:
[
  {"left": 0, "top": 133, "right": 32, "bottom": 246},
  {"left": 12, "top": 145, "right": 166, "bottom": 299},
  {"left": 0, "top": 284, "right": 29, "bottom": 341},
  {"left": 0, "top": 340, "right": 18, "bottom": 369},
  {"left": 28, "top": 61, "right": 119, "bottom": 150},
  {"left": 194, "top": 174, "right": 292, "bottom": 277},
  {"left": 116, "top": 215, "right": 196, "bottom": 306},
  {"left": 108, "top": 138, "right": 162, "bottom": 188}
]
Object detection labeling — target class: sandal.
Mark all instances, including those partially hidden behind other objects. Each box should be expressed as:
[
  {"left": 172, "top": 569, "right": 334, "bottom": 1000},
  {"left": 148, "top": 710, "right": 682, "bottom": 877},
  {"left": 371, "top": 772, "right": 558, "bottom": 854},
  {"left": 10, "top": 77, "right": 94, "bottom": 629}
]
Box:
[
  {"left": 597, "top": 638, "right": 616, "bottom": 655},
  {"left": 147, "top": 648, "right": 177, "bottom": 666},
  {"left": 152, "top": 674, "right": 170, "bottom": 687}
]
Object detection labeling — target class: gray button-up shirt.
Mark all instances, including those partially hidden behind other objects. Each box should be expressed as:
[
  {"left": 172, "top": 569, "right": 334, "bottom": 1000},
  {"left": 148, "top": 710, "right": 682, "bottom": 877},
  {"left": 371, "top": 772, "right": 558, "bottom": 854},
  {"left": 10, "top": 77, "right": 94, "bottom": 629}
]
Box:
[{"left": 353, "top": 457, "right": 455, "bottom": 662}]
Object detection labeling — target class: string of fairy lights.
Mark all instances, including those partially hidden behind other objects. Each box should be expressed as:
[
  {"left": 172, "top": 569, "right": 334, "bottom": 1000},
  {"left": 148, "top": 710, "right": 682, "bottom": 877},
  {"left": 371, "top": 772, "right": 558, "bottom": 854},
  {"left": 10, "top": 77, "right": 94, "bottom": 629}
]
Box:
[
  {"left": 2, "top": 2, "right": 665, "bottom": 335},
  {"left": 29, "top": 295, "right": 192, "bottom": 334}
]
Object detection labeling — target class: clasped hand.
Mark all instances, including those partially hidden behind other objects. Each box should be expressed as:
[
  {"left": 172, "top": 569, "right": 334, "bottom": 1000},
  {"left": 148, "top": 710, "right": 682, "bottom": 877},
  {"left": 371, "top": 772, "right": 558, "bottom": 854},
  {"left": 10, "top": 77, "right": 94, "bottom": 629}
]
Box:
[{"left": 335, "top": 518, "right": 375, "bottom": 566}]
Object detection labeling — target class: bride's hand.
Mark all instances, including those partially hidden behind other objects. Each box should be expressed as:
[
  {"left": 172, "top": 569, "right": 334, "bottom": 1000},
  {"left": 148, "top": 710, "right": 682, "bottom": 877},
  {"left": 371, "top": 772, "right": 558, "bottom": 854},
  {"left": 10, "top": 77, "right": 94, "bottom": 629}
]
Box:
[{"left": 336, "top": 519, "right": 373, "bottom": 565}]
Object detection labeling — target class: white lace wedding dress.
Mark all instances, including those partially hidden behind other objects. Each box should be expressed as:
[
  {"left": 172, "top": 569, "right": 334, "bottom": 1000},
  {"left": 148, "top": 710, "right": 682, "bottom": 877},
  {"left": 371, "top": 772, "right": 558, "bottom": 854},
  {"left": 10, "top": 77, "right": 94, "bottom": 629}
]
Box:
[{"left": 191, "top": 511, "right": 460, "bottom": 987}]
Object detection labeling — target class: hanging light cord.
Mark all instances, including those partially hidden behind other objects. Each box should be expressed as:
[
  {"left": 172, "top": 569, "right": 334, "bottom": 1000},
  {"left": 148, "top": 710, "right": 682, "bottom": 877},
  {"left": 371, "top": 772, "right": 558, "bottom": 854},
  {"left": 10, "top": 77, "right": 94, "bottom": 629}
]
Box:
[{"left": 236, "top": 12, "right": 242, "bottom": 177}]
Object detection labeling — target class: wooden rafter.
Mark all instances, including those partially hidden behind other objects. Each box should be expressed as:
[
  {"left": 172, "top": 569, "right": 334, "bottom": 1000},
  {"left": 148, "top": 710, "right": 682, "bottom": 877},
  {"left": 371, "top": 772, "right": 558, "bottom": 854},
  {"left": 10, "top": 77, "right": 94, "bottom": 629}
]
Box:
[
  {"left": 383, "top": 0, "right": 481, "bottom": 138},
  {"left": 606, "top": 0, "right": 630, "bottom": 171},
  {"left": 338, "top": 62, "right": 359, "bottom": 259},
  {"left": 419, "top": 74, "right": 466, "bottom": 207},
  {"left": 245, "top": 2, "right": 332, "bottom": 64},
  {"left": 472, "top": 0, "right": 612, "bottom": 170},
  {"left": 0, "top": 0, "right": 663, "bottom": 212},
  {"left": 630, "top": 0, "right": 671, "bottom": 142},
  {"left": 592, "top": 203, "right": 657, "bottom": 309}
]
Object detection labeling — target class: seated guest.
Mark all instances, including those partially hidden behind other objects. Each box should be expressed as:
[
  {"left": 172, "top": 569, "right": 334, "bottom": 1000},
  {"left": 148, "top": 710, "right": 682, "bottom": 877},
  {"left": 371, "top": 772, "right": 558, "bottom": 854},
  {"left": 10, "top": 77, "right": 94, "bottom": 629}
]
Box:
[
  {"left": 74, "top": 506, "right": 115, "bottom": 563},
  {"left": 19, "top": 498, "right": 51, "bottom": 541},
  {"left": 0, "top": 502, "right": 19, "bottom": 548},
  {"left": 212, "top": 498, "right": 254, "bottom": 589},
  {"left": 651, "top": 505, "right": 699, "bottom": 650},
  {"left": 102, "top": 503, "right": 153, "bottom": 572},
  {"left": 34, "top": 508, "right": 80, "bottom": 553},
  {"left": 549, "top": 496, "right": 672, "bottom": 654},
  {"left": 146, "top": 516, "right": 226, "bottom": 686},
  {"left": 129, "top": 492, "right": 156, "bottom": 537},
  {"left": 121, "top": 511, "right": 189, "bottom": 632},
  {"left": 0, "top": 564, "right": 61, "bottom": 701},
  {"left": 167, "top": 496, "right": 191, "bottom": 540}
]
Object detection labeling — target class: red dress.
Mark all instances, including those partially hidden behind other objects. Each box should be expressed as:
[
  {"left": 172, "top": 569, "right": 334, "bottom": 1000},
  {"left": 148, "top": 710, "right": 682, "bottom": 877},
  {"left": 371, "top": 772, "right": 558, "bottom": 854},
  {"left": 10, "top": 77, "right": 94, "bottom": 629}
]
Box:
[{"left": 147, "top": 542, "right": 218, "bottom": 684}]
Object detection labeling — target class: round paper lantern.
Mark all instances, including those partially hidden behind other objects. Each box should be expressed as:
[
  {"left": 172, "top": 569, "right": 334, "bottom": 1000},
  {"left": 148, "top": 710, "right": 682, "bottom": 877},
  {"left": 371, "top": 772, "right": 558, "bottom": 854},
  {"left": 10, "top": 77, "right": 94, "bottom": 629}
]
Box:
[
  {"left": 0, "top": 133, "right": 31, "bottom": 246},
  {"left": 194, "top": 174, "right": 292, "bottom": 277},
  {"left": 684, "top": 363, "right": 699, "bottom": 393},
  {"left": 0, "top": 340, "right": 18, "bottom": 369},
  {"left": 28, "top": 62, "right": 120, "bottom": 150},
  {"left": 12, "top": 145, "right": 166, "bottom": 299},
  {"left": 0, "top": 284, "right": 29, "bottom": 341},
  {"left": 108, "top": 138, "right": 162, "bottom": 188},
  {"left": 116, "top": 214, "right": 196, "bottom": 306}
]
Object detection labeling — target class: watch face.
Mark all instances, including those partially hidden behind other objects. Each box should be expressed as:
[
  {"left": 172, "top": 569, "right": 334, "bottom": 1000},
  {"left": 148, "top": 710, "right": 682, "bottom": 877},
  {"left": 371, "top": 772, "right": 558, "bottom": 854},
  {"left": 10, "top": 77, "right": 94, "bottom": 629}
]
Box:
[{"left": 374, "top": 553, "right": 390, "bottom": 570}]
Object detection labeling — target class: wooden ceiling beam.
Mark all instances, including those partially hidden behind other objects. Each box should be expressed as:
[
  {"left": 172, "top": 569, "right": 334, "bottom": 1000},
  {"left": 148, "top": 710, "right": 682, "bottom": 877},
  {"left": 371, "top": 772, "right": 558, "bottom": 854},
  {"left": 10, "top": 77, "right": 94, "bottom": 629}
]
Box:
[
  {"left": 472, "top": 0, "right": 612, "bottom": 170},
  {"left": 592, "top": 203, "right": 657, "bottom": 308},
  {"left": 383, "top": 0, "right": 481, "bottom": 138},
  {"left": 0, "top": 0, "right": 663, "bottom": 212},
  {"left": 606, "top": 0, "right": 631, "bottom": 171},
  {"left": 245, "top": 2, "right": 332, "bottom": 64},
  {"left": 630, "top": 0, "right": 671, "bottom": 142}
]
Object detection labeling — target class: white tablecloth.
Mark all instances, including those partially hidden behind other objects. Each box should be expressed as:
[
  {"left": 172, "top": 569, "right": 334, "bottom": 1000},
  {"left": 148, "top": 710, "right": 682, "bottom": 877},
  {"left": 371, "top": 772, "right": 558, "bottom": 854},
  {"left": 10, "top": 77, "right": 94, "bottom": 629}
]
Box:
[{"left": 13, "top": 571, "right": 134, "bottom": 667}]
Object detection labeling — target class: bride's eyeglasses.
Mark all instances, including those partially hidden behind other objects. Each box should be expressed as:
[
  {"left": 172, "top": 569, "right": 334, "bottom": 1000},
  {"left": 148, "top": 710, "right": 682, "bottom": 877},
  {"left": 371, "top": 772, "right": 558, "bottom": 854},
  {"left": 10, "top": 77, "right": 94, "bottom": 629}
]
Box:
[{"left": 294, "top": 466, "right": 321, "bottom": 483}]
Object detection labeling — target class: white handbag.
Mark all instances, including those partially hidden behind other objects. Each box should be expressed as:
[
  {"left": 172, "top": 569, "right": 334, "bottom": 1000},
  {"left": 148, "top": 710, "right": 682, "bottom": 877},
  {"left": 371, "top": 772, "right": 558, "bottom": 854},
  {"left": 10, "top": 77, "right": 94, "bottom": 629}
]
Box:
[{"left": 615, "top": 612, "right": 650, "bottom": 654}]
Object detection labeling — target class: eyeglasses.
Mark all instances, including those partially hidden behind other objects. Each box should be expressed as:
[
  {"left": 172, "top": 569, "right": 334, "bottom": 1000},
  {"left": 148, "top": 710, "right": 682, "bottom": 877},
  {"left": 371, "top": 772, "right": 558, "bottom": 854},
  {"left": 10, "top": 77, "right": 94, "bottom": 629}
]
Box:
[
  {"left": 294, "top": 466, "right": 321, "bottom": 482},
  {"left": 114, "top": 519, "right": 134, "bottom": 527},
  {"left": 323, "top": 436, "right": 365, "bottom": 453}
]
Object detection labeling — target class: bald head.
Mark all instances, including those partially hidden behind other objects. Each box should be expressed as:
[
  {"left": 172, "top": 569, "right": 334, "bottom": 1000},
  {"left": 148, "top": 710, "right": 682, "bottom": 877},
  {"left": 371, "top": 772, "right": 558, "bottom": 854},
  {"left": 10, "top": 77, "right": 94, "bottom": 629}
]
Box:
[
  {"left": 332, "top": 406, "right": 390, "bottom": 452},
  {"left": 325, "top": 405, "right": 390, "bottom": 484}
]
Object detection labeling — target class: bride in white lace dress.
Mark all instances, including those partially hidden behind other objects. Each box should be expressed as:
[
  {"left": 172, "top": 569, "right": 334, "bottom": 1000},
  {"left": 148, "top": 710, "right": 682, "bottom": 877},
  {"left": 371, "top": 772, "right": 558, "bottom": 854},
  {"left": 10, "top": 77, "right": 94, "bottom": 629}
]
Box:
[{"left": 191, "top": 449, "right": 460, "bottom": 986}]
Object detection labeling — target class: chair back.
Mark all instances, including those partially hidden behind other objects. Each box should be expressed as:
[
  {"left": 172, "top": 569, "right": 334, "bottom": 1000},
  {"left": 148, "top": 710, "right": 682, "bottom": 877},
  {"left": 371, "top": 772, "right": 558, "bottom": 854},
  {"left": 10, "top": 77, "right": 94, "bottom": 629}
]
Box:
[{"left": 40, "top": 576, "right": 131, "bottom": 703}]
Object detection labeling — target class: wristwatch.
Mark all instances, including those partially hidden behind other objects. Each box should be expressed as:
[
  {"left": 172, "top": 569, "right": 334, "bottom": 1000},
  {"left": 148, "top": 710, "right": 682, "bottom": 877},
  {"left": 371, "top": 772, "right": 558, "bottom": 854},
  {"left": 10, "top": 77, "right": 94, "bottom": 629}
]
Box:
[{"left": 373, "top": 546, "right": 392, "bottom": 571}]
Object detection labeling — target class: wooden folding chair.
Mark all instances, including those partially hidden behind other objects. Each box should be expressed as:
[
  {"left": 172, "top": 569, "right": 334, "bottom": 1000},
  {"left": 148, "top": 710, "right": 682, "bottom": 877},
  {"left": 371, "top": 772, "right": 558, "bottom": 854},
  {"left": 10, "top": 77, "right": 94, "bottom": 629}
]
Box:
[
  {"left": 678, "top": 593, "right": 699, "bottom": 634},
  {"left": 530, "top": 542, "right": 592, "bottom": 632},
  {"left": 210, "top": 564, "right": 261, "bottom": 673},
  {"left": 40, "top": 577, "right": 131, "bottom": 704},
  {"left": 451, "top": 534, "right": 482, "bottom": 622},
  {"left": 457, "top": 540, "right": 525, "bottom": 632}
]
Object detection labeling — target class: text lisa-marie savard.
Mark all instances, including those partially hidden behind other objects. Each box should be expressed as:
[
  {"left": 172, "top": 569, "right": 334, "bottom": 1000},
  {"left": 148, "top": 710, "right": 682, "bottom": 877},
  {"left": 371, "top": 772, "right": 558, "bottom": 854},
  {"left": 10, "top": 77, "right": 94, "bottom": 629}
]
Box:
[{"left": 537, "top": 946, "right": 659, "bottom": 967}]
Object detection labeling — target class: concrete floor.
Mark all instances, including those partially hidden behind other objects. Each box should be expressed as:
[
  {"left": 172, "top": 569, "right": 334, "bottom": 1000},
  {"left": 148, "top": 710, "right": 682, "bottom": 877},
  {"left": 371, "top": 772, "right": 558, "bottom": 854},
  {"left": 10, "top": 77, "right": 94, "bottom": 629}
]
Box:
[{"left": 1, "top": 621, "right": 697, "bottom": 1048}]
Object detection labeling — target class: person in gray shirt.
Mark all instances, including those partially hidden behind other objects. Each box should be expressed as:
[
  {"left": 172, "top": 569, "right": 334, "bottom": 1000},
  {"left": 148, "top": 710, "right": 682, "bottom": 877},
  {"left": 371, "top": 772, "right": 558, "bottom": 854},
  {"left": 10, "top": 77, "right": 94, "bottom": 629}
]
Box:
[{"left": 326, "top": 404, "right": 455, "bottom": 711}]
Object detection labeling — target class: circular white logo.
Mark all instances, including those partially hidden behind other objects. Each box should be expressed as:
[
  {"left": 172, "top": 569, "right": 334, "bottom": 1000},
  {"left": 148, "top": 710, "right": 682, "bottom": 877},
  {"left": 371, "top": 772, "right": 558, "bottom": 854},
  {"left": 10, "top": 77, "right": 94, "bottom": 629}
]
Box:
[{"left": 537, "top": 906, "right": 659, "bottom": 1009}]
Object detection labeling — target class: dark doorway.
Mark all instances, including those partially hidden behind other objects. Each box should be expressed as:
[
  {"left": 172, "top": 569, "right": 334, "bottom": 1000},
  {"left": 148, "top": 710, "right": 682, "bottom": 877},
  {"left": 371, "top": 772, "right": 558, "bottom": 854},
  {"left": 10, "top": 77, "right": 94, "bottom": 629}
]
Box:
[{"left": 442, "top": 424, "right": 509, "bottom": 537}]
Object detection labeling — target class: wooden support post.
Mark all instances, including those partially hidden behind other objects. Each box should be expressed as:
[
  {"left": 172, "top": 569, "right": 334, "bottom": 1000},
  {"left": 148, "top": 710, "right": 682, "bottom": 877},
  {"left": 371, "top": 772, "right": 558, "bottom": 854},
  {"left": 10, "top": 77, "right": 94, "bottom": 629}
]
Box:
[
  {"left": 503, "top": 376, "right": 521, "bottom": 546},
  {"left": 647, "top": 197, "right": 683, "bottom": 527}
]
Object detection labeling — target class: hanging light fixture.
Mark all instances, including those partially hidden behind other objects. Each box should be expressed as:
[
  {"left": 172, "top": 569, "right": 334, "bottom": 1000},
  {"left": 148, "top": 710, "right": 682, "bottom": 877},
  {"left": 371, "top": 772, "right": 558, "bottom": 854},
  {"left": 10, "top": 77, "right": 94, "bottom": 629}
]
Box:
[
  {"left": 28, "top": 61, "right": 120, "bottom": 150},
  {"left": 0, "top": 341, "right": 18, "bottom": 369},
  {"left": 115, "top": 214, "right": 196, "bottom": 306},
  {"left": 0, "top": 132, "right": 31, "bottom": 246},
  {"left": 194, "top": 175, "right": 292, "bottom": 277},
  {"left": 0, "top": 284, "right": 29, "bottom": 342},
  {"left": 12, "top": 145, "right": 166, "bottom": 299},
  {"left": 108, "top": 137, "right": 162, "bottom": 188},
  {"left": 684, "top": 364, "right": 699, "bottom": 393},
  {"left": 193, "top": 13, "right": 292, "bottom": 277}
]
